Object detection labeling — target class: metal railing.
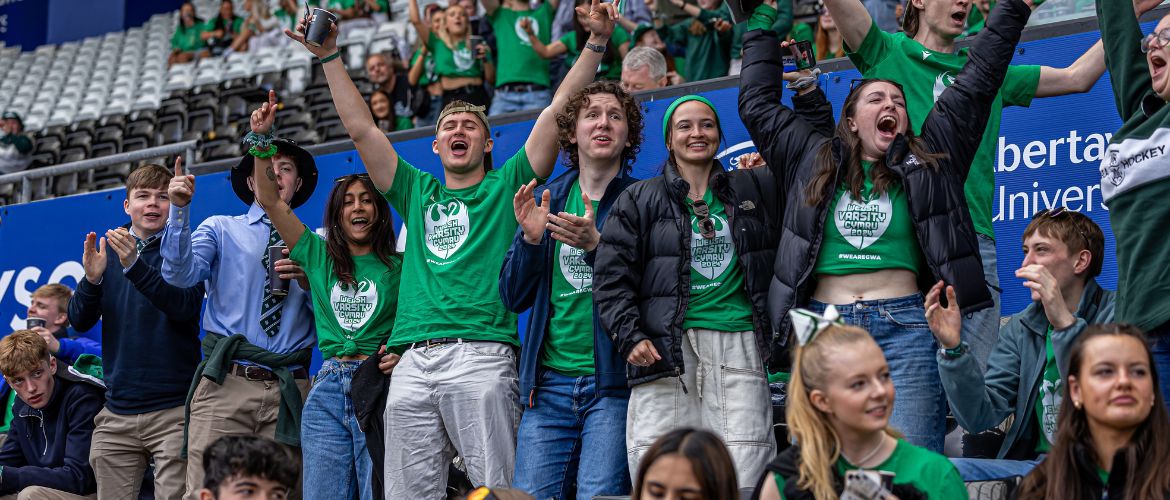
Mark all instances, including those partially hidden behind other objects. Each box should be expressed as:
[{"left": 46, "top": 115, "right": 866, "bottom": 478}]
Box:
[{"left": 0, "top": 140, "right": 199, "bottom": 205}]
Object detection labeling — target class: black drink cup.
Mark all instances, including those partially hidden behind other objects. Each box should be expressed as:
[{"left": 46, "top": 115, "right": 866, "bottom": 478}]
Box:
[
  {"left": 26, "top": 317, "right": 46, "bottom": 329},
  {"left": 268, "top": 245, "right": 290, "bottom": 296},
  {"left": 305, "top": 8, "right": 338, "bottom": 47}
]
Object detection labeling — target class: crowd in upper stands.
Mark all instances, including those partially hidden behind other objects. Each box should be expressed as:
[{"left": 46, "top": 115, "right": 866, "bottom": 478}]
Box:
[{"left": 5, "top": 0, "right": 1170, "bottom": 499}]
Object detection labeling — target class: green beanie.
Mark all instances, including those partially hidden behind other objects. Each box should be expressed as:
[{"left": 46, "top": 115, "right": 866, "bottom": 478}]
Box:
[{"left": 661, "top": 95, "right": 722, "bottom": 145}]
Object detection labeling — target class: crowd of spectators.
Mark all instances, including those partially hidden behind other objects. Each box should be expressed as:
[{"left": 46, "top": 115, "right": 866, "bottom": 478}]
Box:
[{"left": 5, "top": 0, "right": 1170, "bottom": 499}]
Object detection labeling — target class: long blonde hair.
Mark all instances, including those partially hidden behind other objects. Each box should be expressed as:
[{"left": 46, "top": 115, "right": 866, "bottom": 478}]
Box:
[{"left": 786, "top": 324, "right": 899, "bottom": 500}]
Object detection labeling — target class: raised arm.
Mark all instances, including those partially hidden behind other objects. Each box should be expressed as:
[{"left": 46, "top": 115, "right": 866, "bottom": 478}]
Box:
[
  {"left": 1096, "top": 0, "right": 1158, "bottom": 121},
  {"left": 1035, "top": 39, "right": 1105, "bottom": 97},
  {"left": 523, "top": 18, "right": 568, "bottom": 59},
  {"left": 819, "top": 0, "right": 871, "bottom": 51},
  {"left": 525, "top": 0, "right": 619, "bottom": 177},
  {"left": 68, "top": 234, "right": 107, "bottom": 334},
  {"left": 408, "top": 0, "right": 431, "bottom": 41},
  {"left": 162, "top": 157, "right": 219, "bottom": 288},
  {"left": 738, "top": 3, "right": 833, "bottom": 191},
  {"left": 408, "top": 46, "right": 427, "bottom": 86},
  {"left": 249, "top": 91, "right": 309, "bottom": 252},
  {"left": 286, "top": 19, "right": 399, "bottom": 193},
  {"left": 919, "top": 0, "right": 1033, "bottom": 179}
]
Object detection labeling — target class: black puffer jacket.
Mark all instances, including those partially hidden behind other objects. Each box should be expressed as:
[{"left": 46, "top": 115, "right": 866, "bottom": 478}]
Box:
[
  {"left": 738, "top": 0, "right": 1034, "bottom": 367},
  {"left": 593, "top": 161, "right": 779, "bottom": 386}
]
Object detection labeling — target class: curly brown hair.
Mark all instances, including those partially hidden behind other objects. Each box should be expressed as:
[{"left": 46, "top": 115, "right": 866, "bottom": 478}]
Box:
[{"left": 555, "top": 81, "right": 644, "bottom": 173}]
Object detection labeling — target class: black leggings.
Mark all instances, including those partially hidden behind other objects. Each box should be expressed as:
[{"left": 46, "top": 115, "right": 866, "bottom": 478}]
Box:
[{"left": 442, "top": 84, "right": 489, "bottom": 109}]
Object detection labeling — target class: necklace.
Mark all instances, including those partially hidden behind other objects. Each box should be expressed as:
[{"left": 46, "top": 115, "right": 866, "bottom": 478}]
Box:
[{"left": 844, "top": 435, "right": 888, "bottom": 469}]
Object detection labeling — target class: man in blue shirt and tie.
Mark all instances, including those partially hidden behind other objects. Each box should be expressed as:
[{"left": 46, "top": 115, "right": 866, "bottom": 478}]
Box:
[{"left": 161, "top": 145, "right": 319, "bottom": 498}]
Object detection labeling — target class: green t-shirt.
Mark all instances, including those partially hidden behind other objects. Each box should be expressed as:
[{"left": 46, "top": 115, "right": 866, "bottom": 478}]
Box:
[
  {"left": 327, "top": 0, "right": 356, "bottom": 8},
  {"left": 382, "top": 148, "right": 542, "bottom": 346},
  {"left": 427, "top": 32, "right": 484, "bottom": 79},
  {"left": 204, "top": 16, "right": 243, "bottom": 36},
  {"left": 412, "top": 47, "right": 438, "bottom": 87},
  {"left": 666, "top": 3, "right": 733, "bottom": 82},
  {"left": 683, "top": 190, "right": 754, "bottom": 332},
  {"left": 557, "top": 26, "right": 630, "bottom": 81},
  {"left": 1035, "top": 324, "right": 1061, "bottom": 453},
  {"left": 544, "top": 182, "right": 598, "bottom": 376},
  {"left": 0, "top": 390, "right": 15, "bottom": 435},
  {"left": 290, "top": 230, "right": 402, "bottom": 359},
  {"left": 814, "top": 161, "right": 925, "bottom": 276},
  {"left": 489, "top": 2, "right": 553, "bottom": 87},
  {"left": 171, "top": 22, "right": 205, "bottom": 53},
  {"left": 847, "top": 21, "right": 1041, "bottom": 239},
  {"left": 773, "top": 440, "right": 966, "bottom": 498}
]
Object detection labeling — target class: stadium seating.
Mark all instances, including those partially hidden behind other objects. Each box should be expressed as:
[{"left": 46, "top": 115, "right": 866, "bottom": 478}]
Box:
[{"left": 0, "top": 0, "right": 1097, "bottom": 206}]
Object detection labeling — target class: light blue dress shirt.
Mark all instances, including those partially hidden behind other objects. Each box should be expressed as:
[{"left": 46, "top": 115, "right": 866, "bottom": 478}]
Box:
[{"left": 161, "top": 202, "right": 316, "bottom": 356}]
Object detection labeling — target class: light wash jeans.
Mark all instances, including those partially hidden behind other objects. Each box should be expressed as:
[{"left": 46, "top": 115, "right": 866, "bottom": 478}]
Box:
[
  {"left": 513, "top": 369, "right": 631, "bottom": 500},
  {"left": 964, "top": 233, "right": 1003, "bottom": 372},
  {"left": 626, "top": 328, "right": 774, "bottom": 487},
  {"left": 811, "top": 293, "right": 948, "bottom": 453},
  {"left": 383, "top": 340, "right": 521, "bottom": 499},
  {"left": 302, "top": 359, "right": 373, "bottom": 500},
  {"left": 489, "top": 88, "right": 552, "bottom": 115},
  {"left": 951, "top": 456, "right": 1044, "bottom": 481}
]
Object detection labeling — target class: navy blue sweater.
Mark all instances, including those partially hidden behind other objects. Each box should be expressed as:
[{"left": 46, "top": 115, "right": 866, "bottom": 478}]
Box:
[
  {"left": 499, "top": 168, "right": 638, "bottom": 406},
  {"left": 0, "top": 368, "right": 104, "bottom": 495},
  {"left": 68, "top": 228, "right": 204, "bottom": 415}
]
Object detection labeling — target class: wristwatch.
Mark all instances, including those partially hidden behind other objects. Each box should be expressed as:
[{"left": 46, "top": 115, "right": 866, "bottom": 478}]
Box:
[
  {"left": 584, "top": 41, "right": 606, "bottom": 54},
  {"left": 940, "top": 343, "right": 968, "bottom": 359}
]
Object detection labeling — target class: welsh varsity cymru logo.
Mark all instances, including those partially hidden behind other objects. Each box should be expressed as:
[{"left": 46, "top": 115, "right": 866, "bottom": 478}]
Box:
[
  {"left": 1103, "top": 150, "right": 1124, "bottom": 187},
  {"left": 515, "top": 16, "right": 537, "bottom": 46},
  {"left": 424, "top": 199, "right": 470, "bottom": 259},
  {"left": 557, "top": 243, "right": 592, "bottom": 295},
  {"left": 453, "top": 45, "right": 474, "bottom": 71},
  {"left": 331, "top": 278, "right": 378, "bottom": 331},
  {"left": 690, "top": 213, "right": 733, "bottom": 280}
]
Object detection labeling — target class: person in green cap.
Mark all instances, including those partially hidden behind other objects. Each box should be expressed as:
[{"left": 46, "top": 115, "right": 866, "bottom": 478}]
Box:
[
  {"left": 593, "top": 88, "right": 834, "bottom": 486},
  {"left": 739, "top": 0, "right": 1039, "bottom": 453}
]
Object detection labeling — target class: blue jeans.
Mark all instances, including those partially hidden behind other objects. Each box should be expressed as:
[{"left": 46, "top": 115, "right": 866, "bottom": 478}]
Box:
[
  {"left": 489, "top": 88, "right": 552, "bottom": 115},
  {"left": 811, "top": 294, "right": 947, "bottom": 453},
  {"left": 1149, "top": 322, "right": 1170, "bottom": 407},
  {"left": 302, "top": 359, "right": 373, "bottom": 500},
  {"left": 964, "top": 234, "right": 1003, "bottom": 372},
  {"left": 951, "top": 456, "right": 1043, "bottom": 481},
  {"left": 513, "top": 369, "right": 631, "bottom": 500}
]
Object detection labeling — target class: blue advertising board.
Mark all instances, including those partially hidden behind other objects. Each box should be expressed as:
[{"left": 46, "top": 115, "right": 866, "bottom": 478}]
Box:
[
  {"left": 0, "top": 24, "right": 1125, "bottom": 370},
  {"left": 0, "top": 0, "right": 49, "bottom": 49}
]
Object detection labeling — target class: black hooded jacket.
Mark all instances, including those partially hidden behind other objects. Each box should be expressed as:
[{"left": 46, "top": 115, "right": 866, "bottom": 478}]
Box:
[{"left": 737, "top": 0, "right": 1036, "bottom": 368}]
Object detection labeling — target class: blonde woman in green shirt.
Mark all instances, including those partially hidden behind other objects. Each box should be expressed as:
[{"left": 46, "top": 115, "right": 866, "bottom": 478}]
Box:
[{"left": 756, "top": 315, "right": 965, "bottom": 500}]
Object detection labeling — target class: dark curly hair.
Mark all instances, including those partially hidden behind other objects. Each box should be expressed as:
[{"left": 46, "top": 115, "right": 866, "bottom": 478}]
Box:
[{"left": 555, "top": 81, "right": 643, "bottom": 173}]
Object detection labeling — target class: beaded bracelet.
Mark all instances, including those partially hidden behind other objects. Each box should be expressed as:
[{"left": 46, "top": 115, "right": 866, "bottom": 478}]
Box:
[
  {"left": 242, "top": 130, "right": 274, "bottom": 149},
  {"left": 249, "top": 144, "right": 279, "bottom": 159},
  {"left": 320, "top": 51, "right": 342, "bottom": 64}
]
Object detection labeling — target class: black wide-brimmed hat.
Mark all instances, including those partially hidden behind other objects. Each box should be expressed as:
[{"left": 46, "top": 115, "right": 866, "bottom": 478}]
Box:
[{"left": 231, "top": 138, "right": 319, "bottom": 209}]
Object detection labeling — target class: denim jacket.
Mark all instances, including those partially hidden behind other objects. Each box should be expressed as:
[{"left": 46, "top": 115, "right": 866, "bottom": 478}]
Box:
[
  {"left": 939, "top": 279, "right": 1114, "bottom": 459},
  {"left": 499, "top": 168, "right": 638, "bottom": 406}
]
